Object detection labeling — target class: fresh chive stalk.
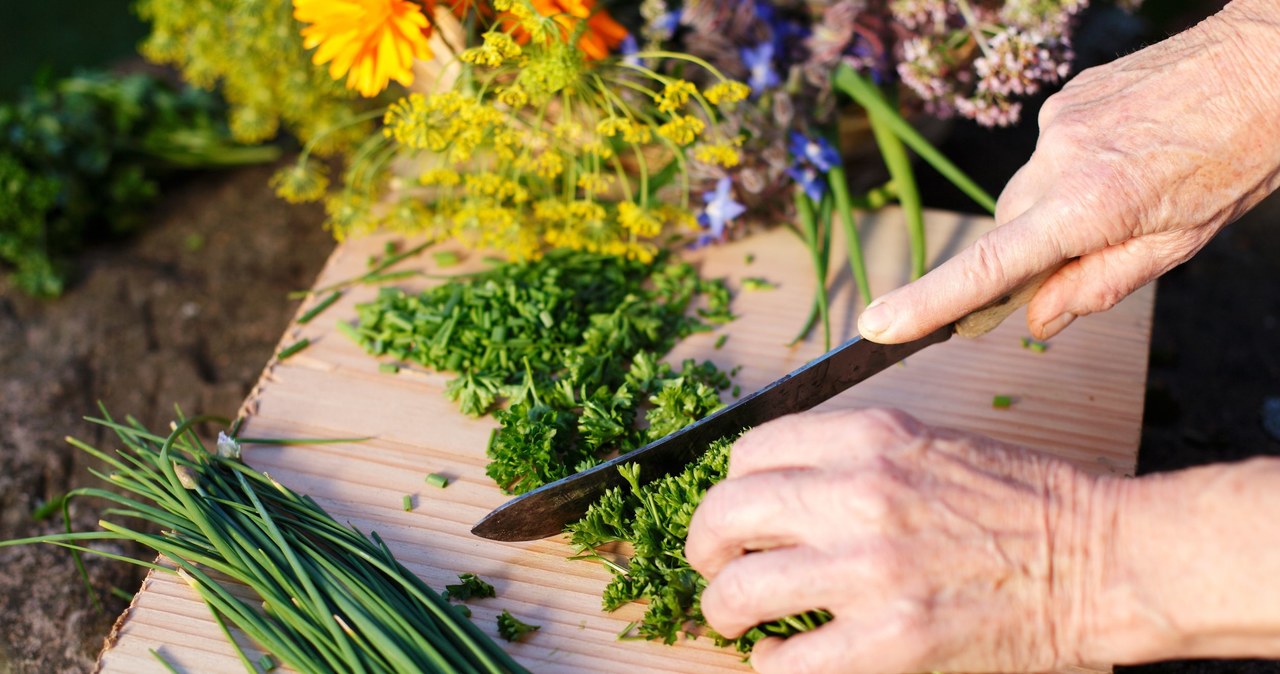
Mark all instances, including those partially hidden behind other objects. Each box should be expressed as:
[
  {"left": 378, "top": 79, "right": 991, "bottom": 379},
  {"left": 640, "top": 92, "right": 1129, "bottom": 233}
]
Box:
[
  {"left": 425, "top": 473, "right": 450, "bottom": 489},
  {"left": 277, "top": 338, "right": 310, "bottom": 360},
  {"left": 297, "top": 291, "right": 341, "bottom": 325},
  {"left": 1, "top": 411, "right": 531, "bottom": 674}
]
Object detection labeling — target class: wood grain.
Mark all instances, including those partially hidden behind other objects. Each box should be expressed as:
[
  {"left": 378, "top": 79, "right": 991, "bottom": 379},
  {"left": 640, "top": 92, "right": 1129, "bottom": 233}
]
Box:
[{"left": 97, "top": 207, "right": 1153, "bottom": 673}]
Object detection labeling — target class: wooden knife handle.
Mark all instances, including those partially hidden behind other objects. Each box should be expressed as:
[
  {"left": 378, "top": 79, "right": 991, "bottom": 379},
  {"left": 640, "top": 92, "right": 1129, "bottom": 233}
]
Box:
[{"left": 954, "top": 263, "right": 1066, "bottom": 338}]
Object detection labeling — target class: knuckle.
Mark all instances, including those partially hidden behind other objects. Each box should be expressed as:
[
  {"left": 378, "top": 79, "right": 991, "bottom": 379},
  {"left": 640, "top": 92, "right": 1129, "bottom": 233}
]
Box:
[
  {"left": 961, "top": 233, "right": 1012, "bottom": 294},
  {"left": 706, "top": 568, "right": 756, "bottom": 617}
]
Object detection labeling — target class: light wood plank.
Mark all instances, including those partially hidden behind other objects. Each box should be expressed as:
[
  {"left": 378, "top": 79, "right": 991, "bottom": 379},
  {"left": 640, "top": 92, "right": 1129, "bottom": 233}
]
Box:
[{"left": 98, "top": 208, "right": 1152, "bottom": 673}]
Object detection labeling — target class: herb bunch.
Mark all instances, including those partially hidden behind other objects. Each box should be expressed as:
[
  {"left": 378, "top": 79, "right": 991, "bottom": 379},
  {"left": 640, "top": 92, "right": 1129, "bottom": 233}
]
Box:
[
  {"left": 351, "top": 250, "right": 733, "bottom": 494},
  {"left": 0, "top": 71, "right": 278, "bottom": 296},
  {"left": 0, "top": 410, "right": 529, "bottom": 674},
  {"left": 568, "top": 436, "right": 831, "bottom": 651}
]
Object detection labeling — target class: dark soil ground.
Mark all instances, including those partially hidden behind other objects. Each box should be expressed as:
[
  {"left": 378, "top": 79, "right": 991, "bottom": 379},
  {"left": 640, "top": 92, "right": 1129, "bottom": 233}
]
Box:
[
  {"left": 0, "top": 162, "right": 334, "bottom": 673},
  {"left": 1, "top": 7, "right": 1277, "bottom": 673}
]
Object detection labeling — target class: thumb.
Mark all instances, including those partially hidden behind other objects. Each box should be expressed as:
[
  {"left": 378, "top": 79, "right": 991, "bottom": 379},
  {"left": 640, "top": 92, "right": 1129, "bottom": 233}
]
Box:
[{"left": 857, "top": 207, "right": 1069, "bottom": 343}]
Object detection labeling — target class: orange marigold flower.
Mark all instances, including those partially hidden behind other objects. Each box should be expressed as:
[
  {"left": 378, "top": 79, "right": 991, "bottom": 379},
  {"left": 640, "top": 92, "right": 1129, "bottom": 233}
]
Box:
[
  {"left": 294, "top": 0, "right": 433, "bottom": 97},
  {"left": 523, "top": 0, "right": 627, "bottom": 60}
]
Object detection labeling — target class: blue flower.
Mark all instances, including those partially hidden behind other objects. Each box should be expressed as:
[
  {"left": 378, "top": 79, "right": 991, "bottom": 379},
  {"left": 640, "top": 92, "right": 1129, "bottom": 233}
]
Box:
[
  {"left": 787, "top": 164, "right": 826, "bottom": 202},
  {"left": 788, "top": 131, "right": 841, "bottom": 173},
  {"left": 620, "top": 34, "right": 640, "bottom": 66},
  {"left": 740, "top": 42, "right": 780, "bottom": 95},
  {"left": 653, "top": 9, "right": 681, "bottom": 35},
  {"left": 699, "top": 177, "right": 747, "bottom": 238}
]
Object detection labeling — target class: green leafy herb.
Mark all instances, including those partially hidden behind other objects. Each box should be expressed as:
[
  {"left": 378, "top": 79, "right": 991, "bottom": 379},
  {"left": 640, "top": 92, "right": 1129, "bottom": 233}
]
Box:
[
  {"left": 353, "top": 251, "right": 735, "bottom": 494},
  {"left": 445, "top": 573, "right": 496, "bottom": 601},
  {"left": 568, "top": 436, "right": 830, "bottom": 652},
  {"left": 496, "top": 610, "right": 540, "bottom": 642},
  {"left": 0, "top": 71, "right": 278, "bottom": 296}
]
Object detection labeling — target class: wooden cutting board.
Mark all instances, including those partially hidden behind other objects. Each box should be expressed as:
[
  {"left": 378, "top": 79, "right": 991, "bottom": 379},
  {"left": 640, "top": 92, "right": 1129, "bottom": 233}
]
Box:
[{"left": 96, "top": 207, "right": 1153, "bottom": 673}]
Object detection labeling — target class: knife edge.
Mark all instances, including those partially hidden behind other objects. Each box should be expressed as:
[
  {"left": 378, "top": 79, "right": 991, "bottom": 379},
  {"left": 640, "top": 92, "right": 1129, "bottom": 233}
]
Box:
[{"left": 471, "top": 325, "right": 954, "bottom": 542}]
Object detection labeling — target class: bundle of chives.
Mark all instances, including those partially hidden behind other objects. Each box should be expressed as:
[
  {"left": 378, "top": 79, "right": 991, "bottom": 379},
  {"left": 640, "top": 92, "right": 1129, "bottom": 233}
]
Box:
[{"left": 0, "top": 409, "right": 529, "bottom": 674}]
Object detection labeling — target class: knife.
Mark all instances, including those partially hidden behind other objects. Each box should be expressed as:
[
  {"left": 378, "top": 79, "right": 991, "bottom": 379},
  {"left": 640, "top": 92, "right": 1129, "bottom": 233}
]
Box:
[{"left": 471, "top": 266, "right": 1058, "bottom": 542}]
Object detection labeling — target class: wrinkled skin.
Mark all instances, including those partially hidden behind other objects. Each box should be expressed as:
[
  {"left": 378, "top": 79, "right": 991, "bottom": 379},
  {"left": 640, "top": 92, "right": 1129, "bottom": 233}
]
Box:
[
  {"left": 857, "top": 0, "right": 1280, "bottom": 344},
  {"left": 686, "top": 409, "right": 1110, "bottom": 674}
]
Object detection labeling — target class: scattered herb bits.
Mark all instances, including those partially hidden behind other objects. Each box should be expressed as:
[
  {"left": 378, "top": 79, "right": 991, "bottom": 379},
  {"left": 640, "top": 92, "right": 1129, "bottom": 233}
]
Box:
[
  {"left": 433, "top": 250, "right": 461, "bottom": 268},
  {"left": 714, "top": 334, "right": 728, "bottom": 350},
  {"left": 1020, "top": 337, "right": 1049, "bottom": 353},
  {"left": 276, "top": 338, "right": 310, "bottom": 360},
  {"left": 297, "top": 291, "right": 341, "bottom": 325},
  {"left": 497, "top": 610, "right": 540, "bottom": 642},
  {"left": 445, "top": 573, "right": 496, "bottom": 601},
  {"left": 732, "top": 384, "right": 741, "bottom": 398},
  {"left": 425, "top": 472, "right": 450, "bottom": 489},
  {"left": 258, "top": 654, "right": 279, "bottom": 672},
  {"left": 741, "top": 277, "right": 777, "bottom": 291},
  {"left": 379, "top": 363, "right": 400, "bottom": 374},
  {"left": 993, "top": 395, "right": 1014, "bottom": 409},
  {"left": 402, "top": 494, "right": 413, "bottom": 511},
  {"left": 745, "top": 253, "right": 755, "bottom": 265}
]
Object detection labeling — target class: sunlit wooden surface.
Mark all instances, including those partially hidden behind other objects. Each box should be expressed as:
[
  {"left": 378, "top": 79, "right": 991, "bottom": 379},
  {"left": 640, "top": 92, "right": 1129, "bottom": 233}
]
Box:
[{"left": 97, "top": 207, "right": 1152, "bottom": 673}]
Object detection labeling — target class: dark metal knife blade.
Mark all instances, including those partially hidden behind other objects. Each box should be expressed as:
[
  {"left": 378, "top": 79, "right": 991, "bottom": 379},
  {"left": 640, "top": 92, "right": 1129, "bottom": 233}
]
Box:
[{"left": 470, "top": 324, "right": 954, "bottom": 541}]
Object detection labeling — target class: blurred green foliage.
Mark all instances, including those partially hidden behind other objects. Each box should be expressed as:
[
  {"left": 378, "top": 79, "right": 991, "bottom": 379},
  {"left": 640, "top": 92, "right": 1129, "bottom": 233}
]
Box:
[{"left": 0, "top": 71, "right": 279, "bottom": 296}]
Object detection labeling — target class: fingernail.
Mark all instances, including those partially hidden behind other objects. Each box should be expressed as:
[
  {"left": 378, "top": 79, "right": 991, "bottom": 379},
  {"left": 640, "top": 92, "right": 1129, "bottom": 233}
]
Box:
[
  {"left": 1041, "top": 312, "right": 1077, "bottom": 339},
  {"left": 858, "top": 300, "right": 894, "bottom": 338}
]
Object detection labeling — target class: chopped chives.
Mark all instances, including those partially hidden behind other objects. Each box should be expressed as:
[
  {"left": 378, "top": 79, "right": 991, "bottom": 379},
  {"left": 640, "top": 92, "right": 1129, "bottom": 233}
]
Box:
[
  {"left": 433, "top": 251, "right": 461, "bottom": 268},
  {"left": 297, "top": 291, "right": 341, "bottom": 325},
  {"left": 336, "top": 321, "right": 361, "bottom": 343},
  {"left": 992, "top": 395, "right": 1013, "bottom": 409},
  {"left": 714, "top": 334, "right": 728, "bottom": 350},
  {"left": 745, "top": 253, "right": 755, "bottom": 265},
  {"left": 741, "top": 277, "right": 777, "bottom": 291},
  {"left": 258, "top": 653, "right": 279, "bottom": 671},
  {"left": 378, "top": 363, "right": 400, "bottom": 374},
  {"left": 384, "top": 241, "right": 399, "bottom": 256},
  {"left": 732, "top": 384, "right": 741, "bottom": 398},
  {"left": 402, "top": 494, "right": 413, "bottom": 511},
  {"left": 1019, "top": 336, "right": 1050, "bottom": 353},
  {"left": 425, "top": 473, "right": 450, "bottom": 489},
  {"left": 276, "top": 338, "right": 310, "bottom": 360}
]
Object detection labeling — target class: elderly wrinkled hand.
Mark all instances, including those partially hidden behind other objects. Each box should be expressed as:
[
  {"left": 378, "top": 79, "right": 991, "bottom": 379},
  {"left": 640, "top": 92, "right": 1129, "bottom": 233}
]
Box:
[
  {"left": 685, "top": 408, "right": 1113, "bottom": 674},
  {"left": 856, "top": 0, "right": 1280, "bottom": 344}
]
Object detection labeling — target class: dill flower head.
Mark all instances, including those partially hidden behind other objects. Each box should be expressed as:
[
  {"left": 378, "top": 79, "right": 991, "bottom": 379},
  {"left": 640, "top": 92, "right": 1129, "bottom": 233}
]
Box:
[
  {"left": 270, "top": 160, "right": 330, "bottom": 203},
  {"left": 293, "top": 0, "right": 433, "bottom": 97}
]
